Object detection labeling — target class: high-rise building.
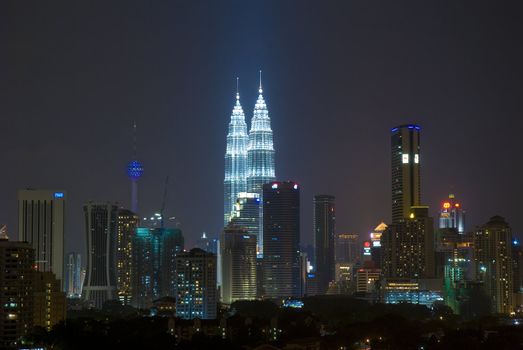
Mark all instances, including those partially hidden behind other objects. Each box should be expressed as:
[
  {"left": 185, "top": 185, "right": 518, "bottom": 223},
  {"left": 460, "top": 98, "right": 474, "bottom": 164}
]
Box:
[
  {"left": 224, "top": 82, "right": 249, "bottom": 225},
  {"left": 82, "top": 202, "right": 118, "bottom": 309},
  {"left": 33, "top": 271, "right": 66, "bottom": 331},
  {"left": 473, "top": 216, "right": 513, "bottom": 314},
  {"left": 247, "top": 73, "right": 276, "bottom": 195},
  {"left": 65, "top": 252, "right": 82, "bottom": 298},
  {"left": 391, "top": 125, "right": 421, "bottom": 223},
  {"left": 0, "top": 234, "right": 34, "bottom": 349},
  {"left": 220, "top": 224, "right": 257, "bottom": 304},
  {"left": 247, "top": 73, "right": 276, "bottom": 258},
  {"left": 230, "top": 192, "right": 262, "bottom": 256},
  {"left": 370, "top": 222, "right": 387, "bottom": 268},
  {"left": 262, "top": 181, "right": 300, "bottom": 299},
  {"left": 313, "top": 195, "right": 336, "bottom": 294},
  {"left": 382, "top": 206, "right": 435, "bottom": 279},
  {"left": 116, "top": 209, "right": 139, "bottom": 305},
  {"left": 127, "top": 122, "right": 144, "bottom": 214},
  {"left": 335, "top": 233, "right": 359, "bottom": 265},
  {"left": 175, "top": 248, "right": 217, "bottom": 320},
  {"left": 131, "top": 227, "right": 184, "bottom": 309},
  {"left": 439, "top": 194, "right": 465, "bottom": 234},
  {"left": 18, "top": 189, "right": 66, "bottom": 288}
]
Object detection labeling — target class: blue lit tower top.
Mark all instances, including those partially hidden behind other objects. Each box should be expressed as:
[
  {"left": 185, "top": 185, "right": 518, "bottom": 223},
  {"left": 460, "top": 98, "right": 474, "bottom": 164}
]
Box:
[
  {"left": 128, "top": 122, "right": 143, "bottom": 214},
  {"left": 224, "top": 78, "right": 249, "bottom": 225},
  {"left": 247, "top": 71, "right": 276, "bottom": 194}
]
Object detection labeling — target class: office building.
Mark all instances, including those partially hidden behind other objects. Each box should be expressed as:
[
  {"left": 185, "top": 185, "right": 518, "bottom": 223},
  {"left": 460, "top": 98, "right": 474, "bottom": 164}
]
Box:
[
  {"left": 116, "top": 209, "right": 140, "bottom": 305},
  {"left": 82, "top": 202, "right": 118, "bottom": 309},
  {"left": 473, "top": 216, "right": 513, "bottom": 314},
  {"left": 224, "top": 84, "right": 249, "bottom": 225},
  {"left": 33, "top": 271, "right": 66, "bottom": 331},
  {"left": 335, "top": 233, "right": 359, "bottom": 264},
  {"left": 262, "top": 181, "right": 300, "bottom": 299},
  {"left": 18, "top": 189, "right": 66, "bottom": 288},
  {"left": 356, "top": 266, "right": 381, "bottom": 294},
  {"left": 230, "top": 192, "right": 261, "bottom": 256},
  {"left": 439, "top": 194, "right": 465, "bottom": 234},
  {"left": 175, "top": 248, "right": 217, "bottom": 320},
  {"left": 370, "top": 222, "right": 387, "bottom": 268},
  {"left": 382, "top": 206, "right": 435, "bottom": 279},
  {"left": 131, "top": 227, "right": 184, "bottom": 309},
  {"left": 220, "top": 224, "right": 257, "bottom": 304},
  {"left": 65, "top": 252, "right": 82, "bottom": 298},
  {"left": 0, "top": 235, "right": 34, "bottom": 349},
  {"left": 313, "top": 195, "right": 336, "bottom": 294},
  {"left": 391, "top": 125, "right": 421, "bottom": 223}
]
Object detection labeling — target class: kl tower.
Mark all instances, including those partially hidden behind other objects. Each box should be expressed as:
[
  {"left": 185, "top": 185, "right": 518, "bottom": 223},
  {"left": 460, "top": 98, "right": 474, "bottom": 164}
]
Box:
[{"left": 127, "top": 122, "right": 144, "bottom": 214}]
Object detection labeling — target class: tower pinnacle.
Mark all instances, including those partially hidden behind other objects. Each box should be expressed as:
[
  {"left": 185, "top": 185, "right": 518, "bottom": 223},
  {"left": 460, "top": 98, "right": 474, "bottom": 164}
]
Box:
[
  {"left": 236, "top": 77, "right": 240, "bottom": 100},
  {"left": 258, "top": 70, "right": 263, "bottom": 94}
]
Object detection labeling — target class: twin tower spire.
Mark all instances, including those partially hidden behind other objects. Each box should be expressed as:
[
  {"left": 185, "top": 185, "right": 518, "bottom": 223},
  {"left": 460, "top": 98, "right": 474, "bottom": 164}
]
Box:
[{"left": 224, "top": 71, "right": 276, "bottom": 225}]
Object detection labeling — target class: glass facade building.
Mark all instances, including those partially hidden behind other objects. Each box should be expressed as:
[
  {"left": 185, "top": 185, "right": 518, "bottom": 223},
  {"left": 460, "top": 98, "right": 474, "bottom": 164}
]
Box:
[
  {"left": 131, "top": 227, "right": 184, "bottom": 309},
  {"left": 224, "top": 90, "right": 249, "bottom": 225},
  {"left": 116, "top": 209, "right": 140, "bottom": 305},
  {"left": 220, "top": 224, "right": 257, "bottom": 304},
  {"left": 230, "top": 192, "right": 261, "bottom": 256},
  {"left": 262, "top": 181, "right": 301, "bottom": 299},
  {"left": 65, "top": 252, "right": 82, "bottom": 298},
  {"left": 313, "top": 195, "right": 336, "bottom": 294}
]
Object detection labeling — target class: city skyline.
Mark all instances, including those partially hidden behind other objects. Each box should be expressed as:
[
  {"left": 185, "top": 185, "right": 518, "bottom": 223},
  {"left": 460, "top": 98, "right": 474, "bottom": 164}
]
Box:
[{"left": 2, "top": 1, "right": 523, "bottom": 256}]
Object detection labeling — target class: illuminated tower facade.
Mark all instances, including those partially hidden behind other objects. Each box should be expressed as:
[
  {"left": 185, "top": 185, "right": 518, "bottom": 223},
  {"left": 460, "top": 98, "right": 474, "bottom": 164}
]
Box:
[
  {"left": 247, "top": 73, "right": 276, "bottom": 195},
  {"left": 230, "top": 192, "right": 261, "bottom": 256},
  {"left": 220, "top": 224, "right": 257, "bottom": 304},
  {"left": 127, "top": 122, "right": 144, "bottom": 214},
  {"left": 224, "top": 81, "right": 249, "bottom": 225},
  {"left": 391, "top": 125, "right": 421, "bottom": 223},
  {"left": 247, "top": 73, "right": 275, "bottom": 258},
  {"left": 439, "top": 194, "right": 465, "bottom": 234}
]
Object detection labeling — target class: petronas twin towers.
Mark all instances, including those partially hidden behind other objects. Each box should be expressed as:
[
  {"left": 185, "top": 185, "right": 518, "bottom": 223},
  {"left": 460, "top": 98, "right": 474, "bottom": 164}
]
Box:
[{"left": 224, "top": 74, "right": 276, "bottom": 227}]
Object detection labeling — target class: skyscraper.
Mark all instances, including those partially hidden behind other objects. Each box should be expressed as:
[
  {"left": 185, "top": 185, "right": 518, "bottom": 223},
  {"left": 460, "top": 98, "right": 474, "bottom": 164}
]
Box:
[
  {"left": 335, "top": 233, "right": 359, "bottom": 265},
  {"left": 0, "top": 235, "right": 34, "bottom": 349},
  {"left": 224, "top": 81, "right": 249, "bottom": 225},
  {"left": 131, "top": 227, "right": 184, "bottom": 309},
  {"left": 65, "top": 252, "right": 82, "bottom": 298},
  {"left": 116, "top": 209, "right": 139, "bottom": 305},
  {"left": 247, "top": 73, "right": 276, "bottom": 195},
  {"left": 439, "top": 194, "right": 465, "bottom": 234},
  {"left": 313, "top": 195, "right": 336, "bottom": 294},
  {"left": 127, "top": 122, "right": 144, "bottom": 214},
  {"left": 382, "top": 206, "right": 435, "bottom": 279},
  {"left": 18, "top": 189, "right": 66, "bottom": 288},
  {"left": 175, "top": 248, "right": 217, "bottom": 320},
  {"left": 82, "top": 202, "right": 118, "bottom": 309},
  {"left": 262, "top": 181, "right": 300, "bottom": 299},
  {"left": 220, "top": 224, "right": 257, "bottom": 304},
  {"left": 473, "top": 216, "right": 513, "bottom": 314},
  {"left": 391, "top": 125, "right": 421, "bottom": 223},
  {"left": 230, "top": 192, "right": 261, "bottom": 256},
  {"left": 247, "top": 73, "right": 276, "bottom": 258}
]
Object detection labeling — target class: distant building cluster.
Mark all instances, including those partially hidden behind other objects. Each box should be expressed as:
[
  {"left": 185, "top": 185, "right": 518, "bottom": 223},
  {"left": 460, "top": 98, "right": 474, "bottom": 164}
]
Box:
[{"left": 1, "top": 78, "right": 522, "bottom": 349}]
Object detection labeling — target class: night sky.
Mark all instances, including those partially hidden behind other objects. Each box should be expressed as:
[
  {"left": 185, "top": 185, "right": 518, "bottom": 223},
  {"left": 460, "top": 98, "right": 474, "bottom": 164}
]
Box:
[{"left": 2, "top": 1, "right": 523, "bottom": 256}]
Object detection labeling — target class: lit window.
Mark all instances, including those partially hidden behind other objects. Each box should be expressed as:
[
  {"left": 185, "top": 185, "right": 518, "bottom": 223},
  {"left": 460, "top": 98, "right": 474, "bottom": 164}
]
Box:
[{"left": 402, "top": 154, "right": 409, "bottom": 164}]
